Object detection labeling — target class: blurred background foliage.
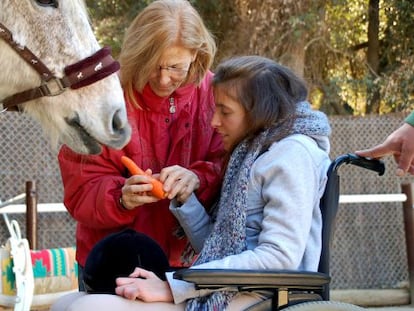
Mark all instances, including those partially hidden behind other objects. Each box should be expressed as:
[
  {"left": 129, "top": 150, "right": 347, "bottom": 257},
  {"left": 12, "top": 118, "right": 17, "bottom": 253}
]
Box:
[{"left": 85, "top": 0, "right": 414, "bottom": 116}]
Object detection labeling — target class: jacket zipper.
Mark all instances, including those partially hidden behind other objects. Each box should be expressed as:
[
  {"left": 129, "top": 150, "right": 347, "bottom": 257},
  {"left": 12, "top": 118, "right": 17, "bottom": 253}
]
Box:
[{"left": 169, "top": 97, "right": 176, "bottom": 114}]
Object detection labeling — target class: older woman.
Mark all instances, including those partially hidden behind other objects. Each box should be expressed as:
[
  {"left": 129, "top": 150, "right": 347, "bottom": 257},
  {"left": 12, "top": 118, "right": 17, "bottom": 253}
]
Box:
[{"left": 57, "top": 0, "right": 225, "bottom": 291}]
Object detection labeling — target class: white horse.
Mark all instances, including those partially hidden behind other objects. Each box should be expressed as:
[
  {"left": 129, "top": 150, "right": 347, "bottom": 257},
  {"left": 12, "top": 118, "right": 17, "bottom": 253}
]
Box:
[{"left": 0, "top": 0, "right": 131, "bottom": 154}]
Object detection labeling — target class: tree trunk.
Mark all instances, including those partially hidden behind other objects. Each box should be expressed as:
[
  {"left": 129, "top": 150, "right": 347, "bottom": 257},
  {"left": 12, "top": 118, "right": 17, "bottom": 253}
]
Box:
[{"left": 366, "top": 0, "right": 380, "bottom": 114}]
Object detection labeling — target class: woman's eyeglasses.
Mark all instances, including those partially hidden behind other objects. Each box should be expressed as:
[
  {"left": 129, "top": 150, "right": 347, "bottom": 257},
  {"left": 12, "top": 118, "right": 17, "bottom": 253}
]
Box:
[{"left": 155, "top": 65, "right": 190, "bottom": 80}]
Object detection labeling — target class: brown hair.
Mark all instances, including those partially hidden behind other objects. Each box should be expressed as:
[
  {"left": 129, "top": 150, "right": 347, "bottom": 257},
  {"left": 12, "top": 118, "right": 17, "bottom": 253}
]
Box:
[{"left": 213, "top": 55, "right": 308, "bottom": 144}]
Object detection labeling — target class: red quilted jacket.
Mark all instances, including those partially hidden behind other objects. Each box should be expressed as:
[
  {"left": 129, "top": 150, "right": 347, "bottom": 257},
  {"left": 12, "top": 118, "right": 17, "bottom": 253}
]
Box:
[{"left": 58, "top": 71, "right": 225, "bottom": 267}]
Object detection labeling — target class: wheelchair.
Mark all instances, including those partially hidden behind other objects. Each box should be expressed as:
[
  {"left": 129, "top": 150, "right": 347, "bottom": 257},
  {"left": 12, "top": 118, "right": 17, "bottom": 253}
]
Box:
[{"left": 174, "top": 154, "right": 385, "bottom": 311}]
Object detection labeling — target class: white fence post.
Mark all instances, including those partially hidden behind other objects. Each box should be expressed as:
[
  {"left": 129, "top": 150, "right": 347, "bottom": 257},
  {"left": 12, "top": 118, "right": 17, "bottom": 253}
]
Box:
[{"left": 402, "top": 182, "right": 414, "bottom": 305}]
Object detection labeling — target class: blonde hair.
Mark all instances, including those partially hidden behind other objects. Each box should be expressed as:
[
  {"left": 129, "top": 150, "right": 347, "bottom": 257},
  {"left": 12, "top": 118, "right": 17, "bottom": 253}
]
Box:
[{"left": 119, "top": 0, "right": 216, "bottom": 106}]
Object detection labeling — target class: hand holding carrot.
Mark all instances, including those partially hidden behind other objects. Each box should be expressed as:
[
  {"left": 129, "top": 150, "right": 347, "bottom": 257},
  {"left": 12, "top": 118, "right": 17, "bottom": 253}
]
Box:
[
  {"left": 121, "top": 156, "right": 167, "bottom": 200},
  {"left": 159, "top": 165, "right": 200, "bottom": 203}
]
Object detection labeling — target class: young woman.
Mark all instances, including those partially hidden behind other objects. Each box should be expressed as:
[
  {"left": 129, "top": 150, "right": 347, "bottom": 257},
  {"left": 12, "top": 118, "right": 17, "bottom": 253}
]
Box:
[{"left": 51, "top": 55, "right": 331, "bottom": 311}]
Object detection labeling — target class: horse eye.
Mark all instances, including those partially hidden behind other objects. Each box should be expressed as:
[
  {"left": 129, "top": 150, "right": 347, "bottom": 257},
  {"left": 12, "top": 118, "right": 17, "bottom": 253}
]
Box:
[{"left": 35, "top": 0, "right": 59, "bottom": 8}]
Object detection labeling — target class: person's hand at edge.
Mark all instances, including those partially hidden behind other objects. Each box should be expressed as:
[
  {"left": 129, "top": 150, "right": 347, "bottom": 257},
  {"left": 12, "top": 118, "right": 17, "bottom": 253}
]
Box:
[{"left": 356, "top": 123, "right": 414, "bottom": 176}]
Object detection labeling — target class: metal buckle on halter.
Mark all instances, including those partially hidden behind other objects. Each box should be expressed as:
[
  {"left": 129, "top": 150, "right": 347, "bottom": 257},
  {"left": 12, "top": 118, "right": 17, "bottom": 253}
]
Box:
[
  {"left": 39, "top": 77, "right": 66, "bottom": 97},
  {"left": 0, "top": 103, "right": 6, "bottom": 113}
]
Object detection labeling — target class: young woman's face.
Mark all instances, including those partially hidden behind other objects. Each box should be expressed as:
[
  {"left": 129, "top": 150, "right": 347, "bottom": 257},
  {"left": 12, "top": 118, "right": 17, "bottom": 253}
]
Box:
[
  {"left": 211, "top": 87, "right": 248, "bottom": 151},
  {"left": 148, "top": 46, "right": 195, "bottom": 98}
]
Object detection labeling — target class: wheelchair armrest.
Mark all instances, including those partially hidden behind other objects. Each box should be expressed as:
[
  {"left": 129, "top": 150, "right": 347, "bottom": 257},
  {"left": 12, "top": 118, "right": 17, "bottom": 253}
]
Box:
[{"left": 173, "top": 269, "right": 330, "bottom": 291}]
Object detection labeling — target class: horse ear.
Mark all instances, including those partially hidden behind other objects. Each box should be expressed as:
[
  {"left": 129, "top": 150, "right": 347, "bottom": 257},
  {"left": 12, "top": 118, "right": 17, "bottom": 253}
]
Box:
[{"left": 83, "top": 229, "right": 170, "bottom": 294}]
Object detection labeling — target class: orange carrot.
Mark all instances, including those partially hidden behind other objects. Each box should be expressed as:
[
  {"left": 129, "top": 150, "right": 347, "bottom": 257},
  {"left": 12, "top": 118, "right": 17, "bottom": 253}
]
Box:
[{"left": 121, "top": 156, "right": 167, "bottom": 199}]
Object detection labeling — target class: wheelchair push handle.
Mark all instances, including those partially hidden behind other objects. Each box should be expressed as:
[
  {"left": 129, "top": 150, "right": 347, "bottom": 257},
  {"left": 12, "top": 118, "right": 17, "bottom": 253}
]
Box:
[{"left": 332, "top": 153, "right": 385, "bottom": 176}]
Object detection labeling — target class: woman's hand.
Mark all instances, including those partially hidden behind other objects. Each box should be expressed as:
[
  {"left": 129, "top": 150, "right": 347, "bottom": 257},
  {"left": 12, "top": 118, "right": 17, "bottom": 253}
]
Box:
[
  {"left": 115, "top": 267, "right": 173, "bottom": 302},
  {"left": 159, "top": 165, "right": 200, "bottom": 203},
  {"left": 120, "top": 171, "right": 160, "bottom": 210}
]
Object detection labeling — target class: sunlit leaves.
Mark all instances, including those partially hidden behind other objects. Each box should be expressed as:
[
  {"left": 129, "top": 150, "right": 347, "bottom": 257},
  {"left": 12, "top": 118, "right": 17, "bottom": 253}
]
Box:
[{"left": 84, "top": 0, "right": 414, "bottom": 115}]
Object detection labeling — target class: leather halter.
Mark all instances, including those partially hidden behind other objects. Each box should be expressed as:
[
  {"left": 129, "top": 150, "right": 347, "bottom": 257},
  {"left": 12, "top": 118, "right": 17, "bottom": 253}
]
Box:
[{"left": 0, "top": 22, "right": 120, "bottom": 112}]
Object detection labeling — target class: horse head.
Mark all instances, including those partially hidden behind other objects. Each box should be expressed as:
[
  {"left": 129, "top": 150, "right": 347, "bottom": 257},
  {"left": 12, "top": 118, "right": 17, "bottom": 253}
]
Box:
[{"left": 0, "top": 0, "right": 131, "bottom": 154}]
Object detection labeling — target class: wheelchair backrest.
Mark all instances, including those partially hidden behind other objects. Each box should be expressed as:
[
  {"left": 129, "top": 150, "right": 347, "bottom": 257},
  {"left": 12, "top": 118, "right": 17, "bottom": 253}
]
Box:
[{"left": 317, "top": 154, "right": 385, "bottom": 276}]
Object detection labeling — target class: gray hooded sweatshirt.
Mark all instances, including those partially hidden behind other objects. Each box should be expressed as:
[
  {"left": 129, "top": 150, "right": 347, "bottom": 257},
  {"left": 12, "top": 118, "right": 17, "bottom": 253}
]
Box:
[{"left": 167, "top": 131, "right": 330, "bottom": 304}]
